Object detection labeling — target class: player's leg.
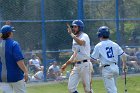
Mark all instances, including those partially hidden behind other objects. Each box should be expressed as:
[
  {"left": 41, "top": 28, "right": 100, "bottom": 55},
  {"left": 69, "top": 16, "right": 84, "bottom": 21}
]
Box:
[
  {"left": 103, "top": 76, "right": 117, "bottom": 93},
  {"left": 12, "top": 79, "right": 26, "bottom": 93},
  {"left": 68, "top": 66, "right": 80, "bottom": 93},
  {"left": 81, "top": 62, "right": 94, "bottom": 93},
  {"left": 102, "top": 67, "right": 117, "bottom": 93},
  {"left": 0, "top": 83, "right": 13, "bottom": 93}
]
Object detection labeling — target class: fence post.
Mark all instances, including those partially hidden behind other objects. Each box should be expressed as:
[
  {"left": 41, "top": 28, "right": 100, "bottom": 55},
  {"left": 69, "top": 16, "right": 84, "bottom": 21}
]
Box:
[
  {"left": 78, "top": 0, "right": 84, "bottom": 20},
  {"left": 41, "top": 0, "right": 47, "bottom": 81},
  {"left": 115, "top": 0, "right": 121, "bottom": 75}
]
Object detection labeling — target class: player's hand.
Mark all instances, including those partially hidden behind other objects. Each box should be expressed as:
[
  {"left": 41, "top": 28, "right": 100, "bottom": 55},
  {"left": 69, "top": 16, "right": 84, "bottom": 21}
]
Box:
[
  {"left": 24, "top": 73, "right": 28, "bottom": 82},
  {"left": 123, "top": 65, "right": 128, "bottom": 72},
  {"left": 61, "top": 63, "right": 67, "bottom": 73},
  {"left": 66, "top": 23, "right": 72, "bottom": 34}
]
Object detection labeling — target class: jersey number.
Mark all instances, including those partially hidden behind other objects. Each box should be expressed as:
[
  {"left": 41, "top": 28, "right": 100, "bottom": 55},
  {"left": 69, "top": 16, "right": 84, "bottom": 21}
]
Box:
[{"left": 106, "top": 47, "right": 114, "bottom": 58}]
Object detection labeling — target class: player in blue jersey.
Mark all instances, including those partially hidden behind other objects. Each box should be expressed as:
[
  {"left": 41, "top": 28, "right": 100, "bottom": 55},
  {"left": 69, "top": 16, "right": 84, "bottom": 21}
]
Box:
[{"left": 0, "top": 24, "right": 28, "bottom": 93}]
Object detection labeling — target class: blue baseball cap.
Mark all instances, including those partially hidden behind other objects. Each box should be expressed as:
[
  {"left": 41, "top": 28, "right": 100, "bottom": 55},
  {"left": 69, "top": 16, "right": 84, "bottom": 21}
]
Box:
[{"left": 1, "top": 25, "right": 15, "bottom": 34}]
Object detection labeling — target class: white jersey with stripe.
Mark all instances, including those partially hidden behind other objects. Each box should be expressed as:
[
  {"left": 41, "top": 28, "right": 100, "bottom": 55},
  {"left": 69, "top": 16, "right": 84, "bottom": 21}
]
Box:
[
  {"left": 91, "top": 40, "right": 124, "bottom": 66},
  {"left": 72, "top": 32, "right": 91, "bottom": 62}
]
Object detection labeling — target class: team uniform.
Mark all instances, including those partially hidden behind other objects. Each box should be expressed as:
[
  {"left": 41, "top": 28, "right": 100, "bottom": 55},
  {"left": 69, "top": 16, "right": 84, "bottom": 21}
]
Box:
[
  {"left": 0, "top": 25, "right": 26, "bottom": 93},
  {"left": 68, "top": 32, "right": 93, "bottom": 93},
  {"left": 61, "top": 20, "right": 94, "bottom": 93},
  {"left": 0, "top": 39, "right": 26, "bottom": 93},
  {"left": 91, "top": 26, "right": 125, "bottom": 93}
]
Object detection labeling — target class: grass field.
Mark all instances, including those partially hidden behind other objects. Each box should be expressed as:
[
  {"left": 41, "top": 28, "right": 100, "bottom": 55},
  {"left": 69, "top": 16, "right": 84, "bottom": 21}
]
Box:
[
  {"left": 0, "top": 75, "right": 139, "bottom": 93},
  {"left": 26, "top": 75, "right": 140, "bottom": 93}
]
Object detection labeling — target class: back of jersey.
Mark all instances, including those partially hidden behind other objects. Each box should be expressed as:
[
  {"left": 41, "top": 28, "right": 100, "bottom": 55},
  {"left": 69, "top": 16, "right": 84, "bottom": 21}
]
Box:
[{"left": 92, "top": 40, "right": 124, "bottom": 65}]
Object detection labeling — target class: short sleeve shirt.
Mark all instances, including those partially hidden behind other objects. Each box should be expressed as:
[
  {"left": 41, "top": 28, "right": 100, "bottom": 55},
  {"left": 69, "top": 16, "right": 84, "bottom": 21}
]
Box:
[
  {"left": 91, "top": 40, "right": 124, "bottom": 65},
  {"left": 0, "top": 38, "right": 24, "bottom": 82},
  {"left": 72, "top": 32, "right": 91, "bottom": 61}
]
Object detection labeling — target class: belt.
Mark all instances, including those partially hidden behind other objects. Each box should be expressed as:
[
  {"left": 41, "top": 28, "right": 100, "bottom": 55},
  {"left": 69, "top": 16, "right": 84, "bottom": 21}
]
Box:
[
  {"left": 76, "top": 60, "right": 88, "bottom": 64},
  {"left": 104, "top": 63, "right": 116, "bottom": 67}
]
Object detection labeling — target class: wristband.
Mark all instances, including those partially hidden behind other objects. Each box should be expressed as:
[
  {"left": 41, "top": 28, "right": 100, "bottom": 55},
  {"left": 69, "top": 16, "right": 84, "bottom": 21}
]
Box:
[{"left": 70, "top": 33, "right": 75, "bottom": 38}]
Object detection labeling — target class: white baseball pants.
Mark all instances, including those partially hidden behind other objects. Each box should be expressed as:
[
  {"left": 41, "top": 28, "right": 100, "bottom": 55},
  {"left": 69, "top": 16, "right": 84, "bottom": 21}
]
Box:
[
  {"left": 102, "top": 63, "right": 119, "bottom": 93},
  {"left": 68, "top": 62, "right": 93, "bottom": 93},
  {"left": 0, "top": 79, "right": 26, "bottom": 93}
]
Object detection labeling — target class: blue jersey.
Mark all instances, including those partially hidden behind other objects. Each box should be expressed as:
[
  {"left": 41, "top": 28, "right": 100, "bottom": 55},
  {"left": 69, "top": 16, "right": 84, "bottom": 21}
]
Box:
[{"left": 0, "top": 38, "right": 24, "bottom": 82}]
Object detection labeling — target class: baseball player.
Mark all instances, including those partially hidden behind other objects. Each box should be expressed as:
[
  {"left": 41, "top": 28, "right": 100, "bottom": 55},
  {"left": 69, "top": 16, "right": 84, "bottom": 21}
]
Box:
[
  {"left": 61, "top": 20, "right": 93, "bottom": 93},
  {"left": 91, "top": 26, "right": 127, "bottom": 93},
  {"left": 0, "top": 24, "right": 28, "bottom": 93}
]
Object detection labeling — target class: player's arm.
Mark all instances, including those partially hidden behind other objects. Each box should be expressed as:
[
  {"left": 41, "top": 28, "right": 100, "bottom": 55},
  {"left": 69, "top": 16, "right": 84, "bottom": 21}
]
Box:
[
  {"left": 90, "top": 58, "right": 100, "bottom": 64},
  {"left": 61, "top": 52, "right": 76, "bottom": 72},
  {"left": 72, "top": 36, "right": 85, "bottom": 46},
  {"left": 120, "top": 53, "right": 127, "bottom": 70},
  {"left": 90, "top": 45, "right": 100, "bottom": 61},
  {"left": 17, "top": 60, "right": 28, "bottom": 82},
  {"left": 66, "top": 23, "right": 85, "bottom": 46}
]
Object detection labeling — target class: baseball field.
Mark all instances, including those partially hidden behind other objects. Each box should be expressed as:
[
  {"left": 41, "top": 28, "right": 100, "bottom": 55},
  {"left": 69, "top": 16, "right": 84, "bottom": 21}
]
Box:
[
  {"left": 0, "top": 75, "right": 139, "bottom": 93},
  {"left": 25, "top": 75, "right": 140, "bottom": 93}
]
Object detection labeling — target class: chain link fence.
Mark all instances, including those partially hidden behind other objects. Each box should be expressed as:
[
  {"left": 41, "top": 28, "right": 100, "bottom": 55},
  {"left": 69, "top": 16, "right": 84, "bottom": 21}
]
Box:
[{"left": 0, "top": 0, "right": 140, "bottom": 80}]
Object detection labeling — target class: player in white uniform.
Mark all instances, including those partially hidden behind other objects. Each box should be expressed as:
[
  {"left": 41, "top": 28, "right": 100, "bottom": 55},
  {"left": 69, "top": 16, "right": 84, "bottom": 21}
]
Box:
[
  {"left": 61, "top": 20, "right": 93, "bottom": 93},
  {"left": 28, "top": 71, "right": 44, "bottom": 82},
  {"left": 91, "top": 26, "right": 127, "bottom": 93}
]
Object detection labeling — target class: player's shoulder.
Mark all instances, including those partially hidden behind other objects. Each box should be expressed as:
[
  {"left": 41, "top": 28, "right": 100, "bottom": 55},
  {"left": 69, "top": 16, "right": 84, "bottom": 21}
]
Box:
[
  {"left": 12, "top": 40, "right": 20, "bottom": 46},
  {"left": 110, "top": 40, "right": 120, "bottom": 46},
  {"left": 106, "top": 40, "right": 118, "bottom": 45},
  {"left": 7, "top": 39, "right": 19, "bottom": 47},
  {"left": 94, "top": 42, "right": 102, "bottom": 48},
  {"left": 81, "top": 32, "right": 89, "bottom": 37}
]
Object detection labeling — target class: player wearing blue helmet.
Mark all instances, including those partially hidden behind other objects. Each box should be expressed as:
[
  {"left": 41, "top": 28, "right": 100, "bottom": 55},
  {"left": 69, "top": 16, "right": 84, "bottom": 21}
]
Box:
[
  {"left": 0, "top": 22, "right": 28, "bottom": 93},
  {"left": 61, "top": 20, "right": 94, "bottom": 93},
  {"left": 97, "top": 26, "right": 110, "bottom": 38},
  {"left": 71, "top": 20, "right": 84, "bottom": 34},
  {"left": 91, "top": 26, "right": 127, "bottom": 93}
]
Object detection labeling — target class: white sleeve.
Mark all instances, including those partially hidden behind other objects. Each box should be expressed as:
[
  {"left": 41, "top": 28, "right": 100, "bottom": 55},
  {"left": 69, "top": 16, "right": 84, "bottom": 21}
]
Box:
[
  {"left": 80, "top": 34, "right": 89, "bottom": 43},
  {"left": 91, "top": 45, "right": 100, "bottom": 60},
  {"left": 118, "top": 45, "right": 124, "bottom": 56}
]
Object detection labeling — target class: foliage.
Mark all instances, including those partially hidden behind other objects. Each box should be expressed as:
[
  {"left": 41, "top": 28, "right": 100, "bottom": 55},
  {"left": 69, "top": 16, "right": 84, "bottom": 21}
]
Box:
[{"left": 0, "top": 0, "right": 139, "bottom": 51}]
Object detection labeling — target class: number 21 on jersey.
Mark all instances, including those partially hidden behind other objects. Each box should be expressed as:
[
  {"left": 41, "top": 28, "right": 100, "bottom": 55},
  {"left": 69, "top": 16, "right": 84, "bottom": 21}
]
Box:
[{"left": 106, "top": 47, "right": 114, "bottom": 58}]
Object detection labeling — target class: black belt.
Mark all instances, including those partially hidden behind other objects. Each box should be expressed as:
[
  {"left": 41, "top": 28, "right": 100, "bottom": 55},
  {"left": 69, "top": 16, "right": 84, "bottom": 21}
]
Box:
[
  {"left": 76, "top": 60, "right": 88, "bottom": 64},
  {"left": 104, "top": 63, "right": 116, "bottom": 67}
]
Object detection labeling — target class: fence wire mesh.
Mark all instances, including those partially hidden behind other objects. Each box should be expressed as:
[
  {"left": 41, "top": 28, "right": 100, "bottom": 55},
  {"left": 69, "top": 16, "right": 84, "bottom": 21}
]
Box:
[{"left": 0, "top": 0, "right": 139, "bottom": 81}]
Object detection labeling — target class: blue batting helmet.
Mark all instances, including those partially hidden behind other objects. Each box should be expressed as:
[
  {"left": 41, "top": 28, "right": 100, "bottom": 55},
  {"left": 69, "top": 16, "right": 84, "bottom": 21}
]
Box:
[
  {"left": 1, "top": 25, "right": 15, "bottom": 34},
  {"left": 97, "top": 26, "right": 110, "bottom": 38},
  {"left": 72, "top": 20, "right": 84, "bottom": 31}
]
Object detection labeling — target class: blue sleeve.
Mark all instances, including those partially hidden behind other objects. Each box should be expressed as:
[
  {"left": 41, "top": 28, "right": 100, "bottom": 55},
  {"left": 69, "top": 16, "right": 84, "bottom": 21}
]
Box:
[{"left": 13, "top": 41, "right": 24, "bottom": 62}]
